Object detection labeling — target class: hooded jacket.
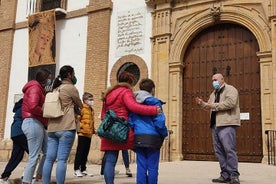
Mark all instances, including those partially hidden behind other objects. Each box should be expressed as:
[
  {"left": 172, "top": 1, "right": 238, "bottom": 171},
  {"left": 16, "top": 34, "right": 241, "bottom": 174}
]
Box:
[
  {"left": 100, "top": 82, "right": 158, "bottom": 151},
  {"left": 129, "top": 90, "right": 168, "bottom": 149},
  {"left": 11, "top": 98, "right": 24, "bottom": 138},
  {"left": 22, "top": 80, "right": 48, "bottom": 127}
]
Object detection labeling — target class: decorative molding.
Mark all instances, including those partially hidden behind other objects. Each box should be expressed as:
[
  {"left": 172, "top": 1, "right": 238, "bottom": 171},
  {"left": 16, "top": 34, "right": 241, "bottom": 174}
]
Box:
[{"left": 145, "top": 0, "right": 173, "bottom": 7}]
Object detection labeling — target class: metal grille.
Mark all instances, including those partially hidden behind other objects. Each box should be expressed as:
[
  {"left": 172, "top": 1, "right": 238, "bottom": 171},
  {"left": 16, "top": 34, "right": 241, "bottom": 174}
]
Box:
[{"left": 265, "top": 130, "right": 276, "bottom": 165}]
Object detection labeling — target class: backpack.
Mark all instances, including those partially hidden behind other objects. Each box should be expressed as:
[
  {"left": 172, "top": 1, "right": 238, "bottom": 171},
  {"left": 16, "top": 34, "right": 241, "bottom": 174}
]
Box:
[{"left": 43, "top": 86, "right": 64, "bottom": 118}]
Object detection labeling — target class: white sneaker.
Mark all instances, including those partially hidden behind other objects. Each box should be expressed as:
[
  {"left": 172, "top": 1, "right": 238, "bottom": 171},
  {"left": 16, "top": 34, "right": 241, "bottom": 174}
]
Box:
[
  {"left": 74, "top": 169, "right": 83, "bottom": 177},
  {"left": 82, "top": 170, "right": 93, "bottom": 177},
  {"left": 32, "top": 180, "right": 42, "bottom": 184},
  {"left": 115, "top": 170, "right": 120, "bottom": 175},
  {"left": 0, "top": 178, "right": 8, "bottom": 184}
]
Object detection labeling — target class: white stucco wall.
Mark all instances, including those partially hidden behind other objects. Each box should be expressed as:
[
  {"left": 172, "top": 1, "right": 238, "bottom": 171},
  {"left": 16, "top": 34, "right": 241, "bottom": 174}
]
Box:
[
  {"left": 67, "top": 0, "right": 89, "bottom": 11},
  {"left": 4, "top": 29, "right": 29, "bottom": 138},
  {"left": 15, "top": 0, "right": 28, "bottom": 23},
  {"left": 108, "top": 0, "right": 152, "bottom": 86},
  {"left": 55, "top": 16, "right": 87, "bottom": 98}
]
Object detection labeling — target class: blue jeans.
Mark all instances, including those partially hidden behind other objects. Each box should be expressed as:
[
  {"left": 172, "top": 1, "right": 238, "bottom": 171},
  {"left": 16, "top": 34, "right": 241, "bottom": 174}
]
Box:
[
  {"left": 103, "top": 151, "right": 119, "bottom": 184},
  {"left": 136, "top": 148, "right": 160, "bottom": 184},
  {"left": 212, "top": 126, "right": 240, "bottom": 179},
  {"left": 22, "top": 118, "right": 47, "bottom": 183},
  {"left": 42, "top": 130, "right": 75, "bottom": 184}
]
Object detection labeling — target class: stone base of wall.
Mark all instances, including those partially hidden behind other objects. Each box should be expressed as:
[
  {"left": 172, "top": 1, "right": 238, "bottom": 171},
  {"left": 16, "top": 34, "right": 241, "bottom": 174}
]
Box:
[{"left": 0, "top": 139, "right": 16, "bottom": 162}]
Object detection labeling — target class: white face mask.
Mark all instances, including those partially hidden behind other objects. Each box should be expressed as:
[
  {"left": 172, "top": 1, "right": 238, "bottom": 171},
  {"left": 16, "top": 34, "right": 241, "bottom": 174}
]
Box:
[{"left": 86, "top": 100, "right": 94, "bottom": 106}]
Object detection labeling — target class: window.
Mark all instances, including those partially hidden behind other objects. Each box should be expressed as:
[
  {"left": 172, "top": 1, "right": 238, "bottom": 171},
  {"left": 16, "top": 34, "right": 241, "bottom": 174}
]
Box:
[
  {"left": 41, "top": 0, "right": 64, "bottom": 11},
  {"left": 26, "top": 0, "right": 67, "bottom": 15},
  {"left": 110, "top": 54, "right": 148, "bottom": 87},
  {"left": 117, "top": 62, "right": 140, "bottom": 86}
]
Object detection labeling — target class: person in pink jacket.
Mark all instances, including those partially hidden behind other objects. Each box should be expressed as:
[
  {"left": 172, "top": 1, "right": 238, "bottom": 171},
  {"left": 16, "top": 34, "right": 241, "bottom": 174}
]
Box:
[
  {"left": 100, "top": 71, "right": 160, "bottom": 184},
  {"left": 21, "top": 68, "right": 52, "bottom": 184}
]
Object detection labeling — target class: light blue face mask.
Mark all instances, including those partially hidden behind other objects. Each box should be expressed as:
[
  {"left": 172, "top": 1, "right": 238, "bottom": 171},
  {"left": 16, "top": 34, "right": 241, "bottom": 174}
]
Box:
[
  {"left": 46, "top": 79, "right": 52, "bottom": 86},
  {"left": 212, "top": 81, "right": 220, "bottom": 89}
]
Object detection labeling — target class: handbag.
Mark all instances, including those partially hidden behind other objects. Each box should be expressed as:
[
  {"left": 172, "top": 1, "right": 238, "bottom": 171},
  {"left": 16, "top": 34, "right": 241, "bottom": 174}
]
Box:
[
  {"left": 97, "top": 109, "right": 129, "bottom": 143},
  {"left": 43, "top": 86, "right": 64, "bottom": 118}
]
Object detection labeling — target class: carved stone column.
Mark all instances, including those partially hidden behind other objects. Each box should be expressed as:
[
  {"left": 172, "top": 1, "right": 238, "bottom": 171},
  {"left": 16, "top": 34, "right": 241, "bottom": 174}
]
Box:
[
  {"left": 270, "top": 1, "right": 276, "bottom": 131},
  {"left": 150, "top": 2, "right": 183, "bottom": 160},
  {"left": 257, "top": 51, "right": 273, "bottom": 163}
]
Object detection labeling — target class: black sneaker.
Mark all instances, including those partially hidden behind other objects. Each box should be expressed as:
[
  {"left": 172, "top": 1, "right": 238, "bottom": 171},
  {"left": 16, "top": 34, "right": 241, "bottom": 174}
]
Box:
[
  {"left": 212, "top": 176, "right": 231, "bottom": 183},
  {"left": 229, "top": 178, "right": 240, "bottom": 184},
  {"left": 126, "top": 169, "right": 132, "bottom": 177}
]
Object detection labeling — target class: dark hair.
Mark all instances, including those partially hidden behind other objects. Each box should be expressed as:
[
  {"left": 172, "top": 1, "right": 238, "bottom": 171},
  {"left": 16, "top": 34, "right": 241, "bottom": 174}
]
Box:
[
  {"left": 35, "top": 68, "right": 51, "bottom": 85},
  {"left": 139, "top": 78, "right": 155, "bottom": 93},
  {"left": 52, "top": 65, "right": 74, "bottom": 89},
  {"left": 118, "top": 71, "right": 135, "bottom": 86}
]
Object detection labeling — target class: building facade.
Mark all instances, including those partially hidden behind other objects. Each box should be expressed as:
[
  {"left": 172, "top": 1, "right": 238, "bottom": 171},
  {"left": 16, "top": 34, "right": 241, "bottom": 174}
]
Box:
[{"left": 0, "top": 0, "right": 275, "bottom": 163}]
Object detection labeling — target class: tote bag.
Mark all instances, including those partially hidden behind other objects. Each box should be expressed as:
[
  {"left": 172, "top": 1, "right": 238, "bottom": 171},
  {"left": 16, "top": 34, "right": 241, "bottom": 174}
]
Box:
[
  {"left": 97, "top": 110, "right": 129, "bottom": 143},
  {"left": 43, "top": 87, "right": 64, "bottom": 118}
]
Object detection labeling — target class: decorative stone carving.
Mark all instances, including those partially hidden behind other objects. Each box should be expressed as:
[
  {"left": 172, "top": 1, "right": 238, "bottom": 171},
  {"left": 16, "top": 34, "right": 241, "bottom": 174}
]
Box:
[{"left": 210, "top": 2, "right": 221, "bottom": 22}]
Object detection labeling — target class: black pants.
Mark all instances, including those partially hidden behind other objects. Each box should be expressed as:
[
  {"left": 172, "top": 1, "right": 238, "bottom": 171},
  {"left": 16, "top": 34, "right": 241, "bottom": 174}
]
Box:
[
  {"left": 74, "top": 135, "right": 91, "bottom": 171},
  {"left": 1, "top": 134, "right": 29, "bottom": 178}
]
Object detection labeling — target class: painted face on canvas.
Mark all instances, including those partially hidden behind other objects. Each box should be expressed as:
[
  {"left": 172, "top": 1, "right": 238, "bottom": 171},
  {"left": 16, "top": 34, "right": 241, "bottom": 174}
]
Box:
[{"left": 35, "top": 29, "right": 51, "bottom": 56}]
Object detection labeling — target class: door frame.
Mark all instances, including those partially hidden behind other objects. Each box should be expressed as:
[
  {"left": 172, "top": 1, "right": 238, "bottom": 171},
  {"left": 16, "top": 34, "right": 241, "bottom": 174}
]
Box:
[{"left": 165, "top": 5, "right": 272, "bottom": 162}]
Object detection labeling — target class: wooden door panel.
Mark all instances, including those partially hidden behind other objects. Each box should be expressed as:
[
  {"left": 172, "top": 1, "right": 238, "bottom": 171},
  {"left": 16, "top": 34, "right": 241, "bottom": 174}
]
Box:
[{"left": 182, "top": 23, "right": 262, "bottom": 162}]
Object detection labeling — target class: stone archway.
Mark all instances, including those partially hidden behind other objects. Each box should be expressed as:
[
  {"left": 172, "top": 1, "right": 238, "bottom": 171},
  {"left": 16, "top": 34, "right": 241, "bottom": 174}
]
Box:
[
  {"left": 110, "top": 54, "right": 148, "bottom": 88},
  {"left": 167, "top": 4, "right": 272, "bottom": 161}
]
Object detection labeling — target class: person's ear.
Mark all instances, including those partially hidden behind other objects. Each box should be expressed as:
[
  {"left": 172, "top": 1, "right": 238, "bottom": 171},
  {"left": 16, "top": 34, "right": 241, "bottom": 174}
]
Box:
[
  {"left": 66, "top": 72, "right": 72, "bottom": 79},
  {"left": 151, "top": 88, "right": 155, "bottom": 96}
]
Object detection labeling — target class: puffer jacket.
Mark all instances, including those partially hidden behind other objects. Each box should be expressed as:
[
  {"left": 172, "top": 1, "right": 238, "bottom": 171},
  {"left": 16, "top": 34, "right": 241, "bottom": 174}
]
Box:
[
  {"left": 129, "top": 90, "right": 168, "bottom": 149},
  {"left": 22, "top": 80, "right": 48, "bottom": 127},
  {"left": 100, "top": 82, "right": 158, "bottom": 151},
  {"left": 78, "top": 103, "right": 95, "bottom": 138}
]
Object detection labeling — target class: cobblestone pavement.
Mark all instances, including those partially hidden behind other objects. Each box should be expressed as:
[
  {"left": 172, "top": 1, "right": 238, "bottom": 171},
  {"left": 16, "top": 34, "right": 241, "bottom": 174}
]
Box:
[{"left": 2, "top": 160, "right": 276, "bottom": 184}]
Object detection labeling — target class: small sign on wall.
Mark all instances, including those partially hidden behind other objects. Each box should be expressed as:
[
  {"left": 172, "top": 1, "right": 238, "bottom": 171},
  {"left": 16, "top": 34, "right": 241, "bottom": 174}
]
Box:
[{"left": 240, "top": 112, "right": 250, "bottom": 120}]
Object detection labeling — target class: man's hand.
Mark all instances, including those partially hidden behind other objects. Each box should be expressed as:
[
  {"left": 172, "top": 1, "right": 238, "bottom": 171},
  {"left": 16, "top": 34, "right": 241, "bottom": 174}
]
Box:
[{"left": 195, "top": 97, "right": 203, "bottom": 105}]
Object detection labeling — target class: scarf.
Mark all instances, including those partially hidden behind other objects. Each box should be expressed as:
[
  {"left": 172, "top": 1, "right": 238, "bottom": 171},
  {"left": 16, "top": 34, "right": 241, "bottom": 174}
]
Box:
[{"left": 210, "top": 85, "right": 225, "bottom": 128}]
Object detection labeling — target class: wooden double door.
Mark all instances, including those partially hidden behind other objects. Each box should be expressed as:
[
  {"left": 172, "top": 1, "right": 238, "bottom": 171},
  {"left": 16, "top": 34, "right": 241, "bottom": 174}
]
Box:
[{"left": 182, "top": 23, "right": 263, "bottom": 162}]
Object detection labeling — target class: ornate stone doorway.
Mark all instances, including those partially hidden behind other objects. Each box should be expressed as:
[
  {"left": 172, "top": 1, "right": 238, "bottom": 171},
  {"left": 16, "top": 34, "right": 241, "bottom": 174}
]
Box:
[{"left": 182, "top": 23, "right": 262, "bottom": 162}]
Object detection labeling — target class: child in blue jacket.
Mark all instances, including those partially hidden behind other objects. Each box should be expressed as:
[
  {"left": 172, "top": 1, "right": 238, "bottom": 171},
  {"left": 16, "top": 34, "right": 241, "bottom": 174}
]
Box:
[
  {"left": 0, "top": 98, "right": 29, "bottom": 182},
  {"left": 129, "top": 79, "right": 168, "bottom": 184}
]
